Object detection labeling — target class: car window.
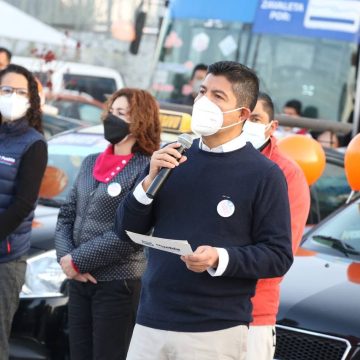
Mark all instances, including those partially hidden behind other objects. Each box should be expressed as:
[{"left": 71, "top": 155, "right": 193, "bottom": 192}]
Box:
[
  {"left": 50, "top": 100, "right": 102, "bottom": 124},
  {"left": 42, "top": 113, "right": 82, "bottom": 138},
  {"left": 304, "top": 200, "right": 360, "bottom": 260},
  {"left": 44, "top": 133, "right": 107, "bottom": 203},
  {"left": 308, "top": 162, "right": 351, "bottom": 224},
  {"left": 63, "top": 74, "right": 117, "bottom": 102},
  {"left": 51, "top": 100, "right": 81, "bottom": 119},
  {"left": 78, "top": 104, "right": 102, "bottom": 124}
]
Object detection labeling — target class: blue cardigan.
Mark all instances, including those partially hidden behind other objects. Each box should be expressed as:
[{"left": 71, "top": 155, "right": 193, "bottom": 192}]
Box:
[{"left": 116, "top": 140, "right": 292, "bottom": 332}]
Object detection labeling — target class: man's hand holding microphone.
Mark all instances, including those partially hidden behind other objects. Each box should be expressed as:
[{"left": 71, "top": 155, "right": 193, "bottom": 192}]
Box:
[
  {"left": 142, "top": 134, "right": 220, "bottom": 273},
  {"left": 142, "top": 141, "right": 188, "bottom": 196}
]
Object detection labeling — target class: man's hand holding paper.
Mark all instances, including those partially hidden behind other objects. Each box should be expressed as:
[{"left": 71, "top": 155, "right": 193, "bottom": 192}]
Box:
[{"left": 180, "top": 245, "right": 219, "bottom": 273}]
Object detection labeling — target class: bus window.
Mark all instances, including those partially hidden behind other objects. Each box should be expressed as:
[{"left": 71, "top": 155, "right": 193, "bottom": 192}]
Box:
[
  {"left": 151, "top": 1, "right": 358, "bottom": 125},
  {"left": 248, "top": 33, "right": 356, "bottom": 121},
  {"left": 152, "top": 18, "right": 250, "bottom": 103}
]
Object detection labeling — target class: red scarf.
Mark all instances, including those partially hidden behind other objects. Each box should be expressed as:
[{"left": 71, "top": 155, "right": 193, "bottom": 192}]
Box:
[{"left": 93, "top": 145, "right": 134, "bottom": 183}]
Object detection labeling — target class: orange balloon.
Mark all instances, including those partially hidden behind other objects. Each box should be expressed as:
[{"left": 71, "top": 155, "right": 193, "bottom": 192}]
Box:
[
  {"left": 347, "top": 262, "right": 360, "bottom": 284},
  {"left": 39, "top": 166, "right": 68, "bottom": 198},
  {"left": 344, "top": 134, "right": 360, "bottom": 191},
  {"left": 277, "top": 135, "right": 326, "bottom": 186}
]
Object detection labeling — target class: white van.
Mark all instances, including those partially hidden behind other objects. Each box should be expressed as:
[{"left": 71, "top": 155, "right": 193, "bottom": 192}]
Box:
[{"left": 12, "top": 56, "right": 125, "bottom": 102}]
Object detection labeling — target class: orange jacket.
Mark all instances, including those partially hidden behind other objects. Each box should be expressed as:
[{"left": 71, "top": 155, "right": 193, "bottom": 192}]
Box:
[{"left": 251, "top": 136, "right": 310, "bottom": 325}]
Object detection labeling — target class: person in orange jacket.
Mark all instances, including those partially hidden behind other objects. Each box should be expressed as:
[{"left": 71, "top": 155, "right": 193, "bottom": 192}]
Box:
[{"left": 241, "top": 92, "right": 311, "bottom": 360}]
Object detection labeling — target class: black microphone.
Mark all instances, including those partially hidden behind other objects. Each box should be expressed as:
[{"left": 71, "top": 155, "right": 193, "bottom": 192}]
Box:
[{"left": 146, "top": 133, "right": 193, "bottom": 199}]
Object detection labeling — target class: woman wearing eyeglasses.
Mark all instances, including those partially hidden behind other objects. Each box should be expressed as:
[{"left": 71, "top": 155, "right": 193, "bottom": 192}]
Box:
[{"left": 0, "top": 64, "right": 47, "bottom": 359}]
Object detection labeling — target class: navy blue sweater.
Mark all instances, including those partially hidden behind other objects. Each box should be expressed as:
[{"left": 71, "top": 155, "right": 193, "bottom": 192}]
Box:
[{"left": 116, "top": 140, "right": 292, "bottom": 332}]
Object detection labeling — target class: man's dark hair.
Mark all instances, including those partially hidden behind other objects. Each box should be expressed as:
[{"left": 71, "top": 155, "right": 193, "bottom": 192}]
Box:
[
  {"left": 191, "top": 63, "right": 208, "bottom": 80},
  {"left": 207, "top": 61, "right": 259, "bottom": 110},
  {"left": 303, "top": 105, "right": 318, "bottom": 119},
  {"left": 0, "top": 47, "right": 12, "bottom": 62},
  {"left": 258, "top": 92, "right": 274, "bottom": 122},
  {"left": 284, "top": 99, "right": 302, "bottom": 115}
]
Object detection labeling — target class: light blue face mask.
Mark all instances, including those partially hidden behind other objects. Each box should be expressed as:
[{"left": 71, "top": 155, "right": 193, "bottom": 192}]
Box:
[{"left": 241, "top": 120, "right": 272, "bottom": 149}]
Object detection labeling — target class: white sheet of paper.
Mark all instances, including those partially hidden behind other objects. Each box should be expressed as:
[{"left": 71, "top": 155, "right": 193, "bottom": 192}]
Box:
[{"left": 126, "top": 231, "right": 193, "bottom": 256}]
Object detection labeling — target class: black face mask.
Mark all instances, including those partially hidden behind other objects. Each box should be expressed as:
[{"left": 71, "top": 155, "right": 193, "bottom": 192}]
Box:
[{"left": 103, "top": 113, "right": 130, "bottom": 144}]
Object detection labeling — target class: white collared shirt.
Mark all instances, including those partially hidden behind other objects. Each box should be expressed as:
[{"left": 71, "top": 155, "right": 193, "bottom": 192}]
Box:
[
  {"left": 133, "top": 134, "right": 247, "bottom": 276},
  {"left": 199, "top": 134, "right": 246, "bottom": 153}
]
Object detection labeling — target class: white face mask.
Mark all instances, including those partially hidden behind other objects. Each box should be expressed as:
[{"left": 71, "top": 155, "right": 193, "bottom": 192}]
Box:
[
  {"left": 0, "top": 93, "right": 30, "bottom": 121},
  {"left": 241, "top": 120, "right": 272, "bottom": 149},
  {"left": 191, "top": 96, "right": 244, "bottom": 136}
]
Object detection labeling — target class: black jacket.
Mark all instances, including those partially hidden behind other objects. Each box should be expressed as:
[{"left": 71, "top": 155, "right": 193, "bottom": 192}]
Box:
[{"left": 55, "top": 151, "right": 149, "bottom": 281}]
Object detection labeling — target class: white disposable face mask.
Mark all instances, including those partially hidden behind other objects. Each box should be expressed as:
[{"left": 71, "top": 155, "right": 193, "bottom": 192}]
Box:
[
  {"left": 191, "top": 96, "right": 244, "bottom": 136},
  {"left": 241, "top": 120, "right": 272, "bottom": 149},
  {"left": 0, "top": 93, "right": 30, "bottom": 121}
]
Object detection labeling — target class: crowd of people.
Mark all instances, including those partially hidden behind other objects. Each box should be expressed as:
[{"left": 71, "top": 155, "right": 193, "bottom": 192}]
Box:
[
  {"left": 177, "top": 63, "right": 352, "bottom": 149},
  {"left": 0, "top": 44, "right": 344, "bottom": 360}
]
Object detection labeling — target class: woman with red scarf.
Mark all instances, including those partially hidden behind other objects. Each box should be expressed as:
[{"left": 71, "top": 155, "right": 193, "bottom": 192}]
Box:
[{"left": 55, "top": 88, "right": 161, "bottom": 360}]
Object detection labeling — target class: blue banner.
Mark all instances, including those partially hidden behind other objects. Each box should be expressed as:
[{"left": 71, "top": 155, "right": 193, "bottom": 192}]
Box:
[
  {"left": 170, "top": 0, "right": 259, "bottom": 23},
  {"left": 253, "top": 0, "right": 360, "bottom": 42}
]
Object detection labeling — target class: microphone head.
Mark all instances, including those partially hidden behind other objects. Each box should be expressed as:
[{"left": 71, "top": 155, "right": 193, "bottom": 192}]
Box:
[{"left": 178, "top": 133, "right": 193, "bottom": 149}]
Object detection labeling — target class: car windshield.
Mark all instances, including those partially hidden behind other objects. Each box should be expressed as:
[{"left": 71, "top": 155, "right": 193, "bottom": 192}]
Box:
[
  {"left": 42, "top": 113, "right": 84, "bottom": 139},
  {"left": 308, "top": 161, "right": 351, "bottom": 224},
  {"left": 304, "top": 199, "right": 360, "bottom": 260},
  {"left": 51, "top": 100, "right": 103, "bottom": 124},
  {"left": 39, "top": 132, "right": 107, "bottom": 205}
]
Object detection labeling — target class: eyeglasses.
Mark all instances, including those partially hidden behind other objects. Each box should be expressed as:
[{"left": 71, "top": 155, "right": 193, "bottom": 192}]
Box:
[{"left": 0, "top": 86, "right": 29, "bottom": 98}]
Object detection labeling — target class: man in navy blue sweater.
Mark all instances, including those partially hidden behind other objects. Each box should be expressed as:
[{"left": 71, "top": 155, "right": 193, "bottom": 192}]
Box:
[{"left": 116, "top": 61, "right": 293, "bottom": 360}]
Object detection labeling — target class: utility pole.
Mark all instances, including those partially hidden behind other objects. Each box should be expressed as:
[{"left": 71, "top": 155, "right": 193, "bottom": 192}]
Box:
[{"left": 107, "top": 0, "right": 113, "bottom": 34}]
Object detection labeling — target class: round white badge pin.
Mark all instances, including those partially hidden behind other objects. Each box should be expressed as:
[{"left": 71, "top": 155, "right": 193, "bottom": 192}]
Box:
[
  {"left": 217, "top": 199, "right": 235, "bottom": 218},
  {"left": 107, "top": 182, "right": 122, "bottom": 197}
]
